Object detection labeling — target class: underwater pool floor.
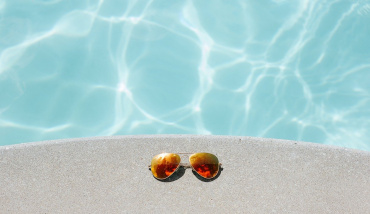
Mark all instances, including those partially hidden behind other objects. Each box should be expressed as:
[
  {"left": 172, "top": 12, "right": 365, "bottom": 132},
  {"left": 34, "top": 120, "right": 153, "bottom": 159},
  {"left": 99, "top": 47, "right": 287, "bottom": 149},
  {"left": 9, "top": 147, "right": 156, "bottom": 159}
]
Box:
[{"left": 0, "top": 1, "right": 370, "bottom": 151}]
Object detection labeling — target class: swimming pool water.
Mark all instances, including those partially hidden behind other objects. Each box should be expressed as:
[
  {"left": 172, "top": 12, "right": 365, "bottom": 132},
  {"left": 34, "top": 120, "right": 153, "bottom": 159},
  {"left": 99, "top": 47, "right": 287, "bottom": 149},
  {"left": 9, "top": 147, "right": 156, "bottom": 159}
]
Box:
[{"left": 0, "top": 0, "right": 370, "bottom": 151}]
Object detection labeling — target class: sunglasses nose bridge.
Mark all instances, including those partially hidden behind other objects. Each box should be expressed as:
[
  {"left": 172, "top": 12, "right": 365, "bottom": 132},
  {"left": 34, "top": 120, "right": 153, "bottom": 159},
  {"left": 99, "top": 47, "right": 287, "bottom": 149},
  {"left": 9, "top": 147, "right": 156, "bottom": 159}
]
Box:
[{"left": 179, "top": 163, "right": 192, "bottom": 169}]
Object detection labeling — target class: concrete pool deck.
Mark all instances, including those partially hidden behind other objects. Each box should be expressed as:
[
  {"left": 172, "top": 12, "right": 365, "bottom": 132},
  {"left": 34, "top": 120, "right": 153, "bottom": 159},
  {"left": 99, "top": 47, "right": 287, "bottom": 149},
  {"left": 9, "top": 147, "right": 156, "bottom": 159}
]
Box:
[{"left": 1, "top": 135, "right": 369, "bottom": 213}]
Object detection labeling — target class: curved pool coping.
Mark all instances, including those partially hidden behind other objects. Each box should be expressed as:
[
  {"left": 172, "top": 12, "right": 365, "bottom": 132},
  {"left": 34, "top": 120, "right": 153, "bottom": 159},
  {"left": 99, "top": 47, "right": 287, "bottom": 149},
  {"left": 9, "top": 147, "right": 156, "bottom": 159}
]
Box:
[{"left": 1, "top": 135, "right": 369, "bottom": 213}]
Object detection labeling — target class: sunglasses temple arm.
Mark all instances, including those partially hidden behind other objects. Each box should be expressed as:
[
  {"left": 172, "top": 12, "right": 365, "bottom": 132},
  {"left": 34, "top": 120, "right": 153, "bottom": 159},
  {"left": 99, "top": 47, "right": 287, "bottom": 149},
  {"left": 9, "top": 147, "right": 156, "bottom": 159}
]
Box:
[{"left": 148, "top": 163, "right": 193, "bottom": 170}]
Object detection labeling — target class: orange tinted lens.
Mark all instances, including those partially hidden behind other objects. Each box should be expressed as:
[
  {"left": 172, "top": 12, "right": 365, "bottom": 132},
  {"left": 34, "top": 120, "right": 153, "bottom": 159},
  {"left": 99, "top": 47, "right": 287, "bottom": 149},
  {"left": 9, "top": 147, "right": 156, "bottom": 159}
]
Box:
[
  {"left": 151, "top": 153, "right": 181, "bottom": 179},
  {"left": 189, "top": 153, "right": 219, "bottom": 179}
]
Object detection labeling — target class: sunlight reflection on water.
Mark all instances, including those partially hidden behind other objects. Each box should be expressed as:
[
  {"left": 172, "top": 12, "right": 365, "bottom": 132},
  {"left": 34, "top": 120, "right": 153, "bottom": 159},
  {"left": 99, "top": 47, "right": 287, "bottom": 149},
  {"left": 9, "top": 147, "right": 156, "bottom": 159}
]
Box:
[{"left": 0, "top": 0, "right": 369, "bottom": 151}]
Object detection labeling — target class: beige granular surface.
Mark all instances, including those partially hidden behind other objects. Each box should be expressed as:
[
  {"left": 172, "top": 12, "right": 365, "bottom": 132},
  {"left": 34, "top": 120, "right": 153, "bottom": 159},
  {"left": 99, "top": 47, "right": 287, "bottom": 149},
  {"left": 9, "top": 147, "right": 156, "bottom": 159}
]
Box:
[{"left": 1, "top": 135, "right": 369, "bottom": 213}]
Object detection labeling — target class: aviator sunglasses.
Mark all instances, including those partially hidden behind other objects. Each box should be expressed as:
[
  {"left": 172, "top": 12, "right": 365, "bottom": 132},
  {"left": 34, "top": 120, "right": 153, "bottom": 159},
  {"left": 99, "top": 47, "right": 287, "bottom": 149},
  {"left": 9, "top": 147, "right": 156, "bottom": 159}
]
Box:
[{"left": 149, "top": 153, "right": 222, "bottom": 180}]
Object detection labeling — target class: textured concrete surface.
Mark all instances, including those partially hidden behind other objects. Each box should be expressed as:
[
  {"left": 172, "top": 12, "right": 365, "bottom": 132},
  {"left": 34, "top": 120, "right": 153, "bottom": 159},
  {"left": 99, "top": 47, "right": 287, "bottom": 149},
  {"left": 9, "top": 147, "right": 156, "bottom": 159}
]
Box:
[{"left": 0, "top": 135, "right": 369, "bottom": 213}]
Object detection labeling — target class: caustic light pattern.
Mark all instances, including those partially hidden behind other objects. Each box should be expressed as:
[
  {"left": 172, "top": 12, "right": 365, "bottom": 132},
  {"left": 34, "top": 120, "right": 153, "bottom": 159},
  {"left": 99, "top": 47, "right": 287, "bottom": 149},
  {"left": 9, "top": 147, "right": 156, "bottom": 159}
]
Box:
[{"left": 0, "top": 0, "right": 370, "bottom": 151}]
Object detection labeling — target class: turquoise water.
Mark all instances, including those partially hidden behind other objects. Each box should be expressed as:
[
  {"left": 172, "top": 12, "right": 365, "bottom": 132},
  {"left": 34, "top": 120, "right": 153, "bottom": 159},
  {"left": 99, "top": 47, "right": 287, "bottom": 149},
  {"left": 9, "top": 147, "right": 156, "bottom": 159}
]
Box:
[{"left": 0, "top": 0, "right": 370, "bottom": 151}]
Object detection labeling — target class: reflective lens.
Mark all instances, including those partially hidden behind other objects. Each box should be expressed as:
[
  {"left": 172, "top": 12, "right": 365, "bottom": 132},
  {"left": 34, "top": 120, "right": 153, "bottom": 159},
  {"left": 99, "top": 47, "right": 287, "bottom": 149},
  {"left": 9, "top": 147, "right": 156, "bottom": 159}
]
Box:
[
  {"left": 151, "top": 153, "right": 181, "bottom": 179},
  {"left": 189, "top": 153, "right": 219, "bottom": 179}
]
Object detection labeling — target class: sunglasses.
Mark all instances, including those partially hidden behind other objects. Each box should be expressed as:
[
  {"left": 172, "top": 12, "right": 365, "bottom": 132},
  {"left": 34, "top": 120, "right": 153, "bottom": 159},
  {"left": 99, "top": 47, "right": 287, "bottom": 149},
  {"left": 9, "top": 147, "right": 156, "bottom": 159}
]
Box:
[{"left": 149, "top": 153, "right": 221, "bottom": 180}]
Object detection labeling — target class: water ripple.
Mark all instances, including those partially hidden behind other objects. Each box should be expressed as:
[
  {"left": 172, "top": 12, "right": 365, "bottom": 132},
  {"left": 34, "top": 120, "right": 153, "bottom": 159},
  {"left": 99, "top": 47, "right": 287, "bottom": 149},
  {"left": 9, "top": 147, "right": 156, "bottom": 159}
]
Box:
[{"left": 0, "top": 0, "right": 369, "bottom": 151}]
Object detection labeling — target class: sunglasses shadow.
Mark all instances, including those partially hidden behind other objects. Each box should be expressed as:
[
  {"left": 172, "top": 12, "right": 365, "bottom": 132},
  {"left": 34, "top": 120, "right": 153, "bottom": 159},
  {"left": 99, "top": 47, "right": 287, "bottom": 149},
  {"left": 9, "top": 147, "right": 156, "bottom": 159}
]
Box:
[{"left": 152, "top": 166, "right": 223, "bottom": 182}]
